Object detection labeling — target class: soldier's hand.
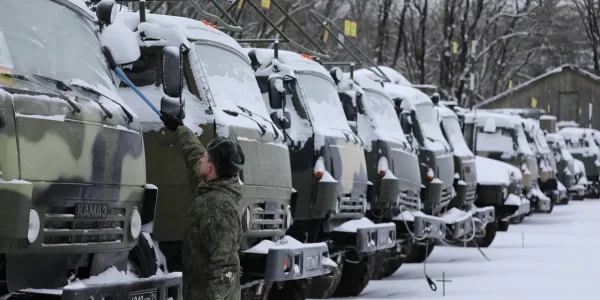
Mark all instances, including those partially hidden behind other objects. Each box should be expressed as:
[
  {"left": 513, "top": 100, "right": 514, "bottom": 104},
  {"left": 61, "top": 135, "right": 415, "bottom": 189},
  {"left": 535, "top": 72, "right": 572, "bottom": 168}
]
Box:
[{"left": 160, "top": 110, "right": 183, "bottom": 131}]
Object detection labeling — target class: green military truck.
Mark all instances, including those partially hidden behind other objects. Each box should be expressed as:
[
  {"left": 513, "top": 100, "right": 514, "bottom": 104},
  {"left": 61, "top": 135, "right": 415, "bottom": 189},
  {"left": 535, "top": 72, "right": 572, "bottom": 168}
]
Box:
[
  {"left": 0, "top": 1, "right": 181, "bottom": 299},
  {"left": 558, "top": 126, "right": 600, "bottom": 198},
  {"left": 109, "top": 7, "right": 329, "bottom": 300},
  {"left": 244, "top": 48, "right": 396, "bottom": 298}
]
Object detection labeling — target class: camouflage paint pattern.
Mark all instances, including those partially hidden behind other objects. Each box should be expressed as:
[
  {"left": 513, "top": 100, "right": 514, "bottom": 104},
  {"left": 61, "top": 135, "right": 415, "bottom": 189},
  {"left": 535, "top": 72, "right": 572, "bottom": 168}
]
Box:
[
  {"left": 0, "top": 86, "right": 146, "bottom": 254},
  {"left": 176, "top": 125, "right": 242, "bottom": 300}
]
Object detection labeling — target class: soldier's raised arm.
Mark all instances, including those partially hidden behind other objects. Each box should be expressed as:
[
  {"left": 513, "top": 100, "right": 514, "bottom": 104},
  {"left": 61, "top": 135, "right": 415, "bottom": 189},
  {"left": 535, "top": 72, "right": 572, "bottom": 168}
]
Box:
[{"left": 176, "top": 125, "right": 206, "bottom": 189}]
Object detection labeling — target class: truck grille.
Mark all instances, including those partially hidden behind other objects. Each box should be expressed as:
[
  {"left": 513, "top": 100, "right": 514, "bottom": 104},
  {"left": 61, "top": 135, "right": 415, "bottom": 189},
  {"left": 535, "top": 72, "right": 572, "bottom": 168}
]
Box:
[
  {"left": 465, "top": 183, "right": 477, "bottom": 205},
  {"left": 339, "top": 194, "right": 364, "bottom": 214},
  {"left": 398, "top": 189, "right": 419, "bottom": 210},
  {"left": 440, "top": 187, "right": 453, "bottom": 207},
  {"left": 43, "top": 206, "right": 125, "bottom": 246},
  {"left": 251, "top": 202, "right": 284, "bottom": 231}
]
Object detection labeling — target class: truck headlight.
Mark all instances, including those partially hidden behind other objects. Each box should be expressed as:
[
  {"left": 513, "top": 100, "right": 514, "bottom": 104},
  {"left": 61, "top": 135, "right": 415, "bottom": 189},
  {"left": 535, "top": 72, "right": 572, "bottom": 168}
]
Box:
[
  {"left": 285, "top": 205, "right": 293, "bottom": 229},
  {"left": 241, "top": 206, "right": 251, "bottom": 232},
  {"left": 129, "top": 208, "right": 142, "bottom": 240},
  {"left": 27, "top": 209, "right": 40, "bottom": 244}
]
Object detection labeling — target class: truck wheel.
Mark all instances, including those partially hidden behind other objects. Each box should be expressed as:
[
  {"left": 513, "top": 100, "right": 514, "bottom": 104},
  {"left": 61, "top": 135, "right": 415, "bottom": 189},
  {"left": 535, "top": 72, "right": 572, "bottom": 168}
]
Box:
[
  {"left": 268, "top": 279, "right": 310, "bottom": 300},
  {"left": 411, "top": 243, "right": 434, "bottom": 263},
  {"left": 332, "top": 251, "right": 375, "bottom": 297},
  {"left": 307, "top": 259, "right": 343, "bottom": 299},
  {"left": 476, "top": 220, "right": 498, "bottom": 248},
  {"left": 371, "top": 251, "right": 403, "bottom": 279},
  {"left": 128, "top": 233, "right": 158, "bottom": 278}
]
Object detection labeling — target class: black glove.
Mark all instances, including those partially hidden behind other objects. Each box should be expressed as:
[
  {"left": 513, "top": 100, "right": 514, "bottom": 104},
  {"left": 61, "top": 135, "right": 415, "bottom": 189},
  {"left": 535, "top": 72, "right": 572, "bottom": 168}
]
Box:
[{"left": 160, "top": 110, "right": 183, "bottom": 131}]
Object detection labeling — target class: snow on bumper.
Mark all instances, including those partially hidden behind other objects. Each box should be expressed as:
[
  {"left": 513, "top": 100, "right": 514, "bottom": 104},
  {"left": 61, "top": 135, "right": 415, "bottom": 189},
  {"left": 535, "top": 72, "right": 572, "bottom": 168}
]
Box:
[
  {"left": 568, "top": 184, "right": 585, "bottom": 197},
  {"left": 504, "top": 194, "right": 530, "bottom": 217},
  {"left": 393, "top": 211, "right": 447, "bottom": 241},
  {"left": 242, "top": 236, "right": 330, "bottom": 282},
  {"left": 440, "top": 208, "right": 475, "bottom": 240},
  {"left": 529, "top": 187, "right": 552, "bottom": 212},
  {"left": 470, "top": 206, "right": 496, "bottom": 225},
  {"left": 20, "top": 268, "right": 182, "bottom": 300},
  {"left": 333, "top": 217, "right": 396, "bottom": 253}
]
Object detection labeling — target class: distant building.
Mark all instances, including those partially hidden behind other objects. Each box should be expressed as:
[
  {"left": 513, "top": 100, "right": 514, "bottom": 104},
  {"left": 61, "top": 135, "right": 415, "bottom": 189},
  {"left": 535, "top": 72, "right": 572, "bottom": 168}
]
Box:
[{"left": 474, "top": 64, "right": 600, "bottom": 129}]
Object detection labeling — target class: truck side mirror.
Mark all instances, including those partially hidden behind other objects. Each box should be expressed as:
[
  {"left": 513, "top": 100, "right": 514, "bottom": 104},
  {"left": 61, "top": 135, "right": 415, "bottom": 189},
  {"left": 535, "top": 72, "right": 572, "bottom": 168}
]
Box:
[
  {"left": 95, "top": 0, "right": 117, "bottom": 26},
  {"left": 270, "top": 112, "right": 291, "bottom": 130},
  {"left": 400, "top": 113, "right": 412, "bottom": 135},
  {"left": 162, "top": 45, "right": 183, "bottom": 99},
  {"left": 161, "top": 96, "right": 186, "bottom": 120},
  {"left": 411, "top": 110, "right": 426, "bottom": 147},
  {"left": 268, "top": 78, "right": 284, "bottom": 109}
]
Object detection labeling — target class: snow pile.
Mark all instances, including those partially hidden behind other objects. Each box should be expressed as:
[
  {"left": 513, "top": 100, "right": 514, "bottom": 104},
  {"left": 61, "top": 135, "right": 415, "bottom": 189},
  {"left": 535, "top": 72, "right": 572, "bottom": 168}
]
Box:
[
  {"left": 474, "top": 156, "right": 510, "bottom": 186},
  {"left": 333, "top": 217, "right": 394, "bottom": 233},
  {"left": 322, "top": 256, "right": 338, "bottom": 268},
  {"left": 99, "top": 20, "right": 141, "bottom": 65}
]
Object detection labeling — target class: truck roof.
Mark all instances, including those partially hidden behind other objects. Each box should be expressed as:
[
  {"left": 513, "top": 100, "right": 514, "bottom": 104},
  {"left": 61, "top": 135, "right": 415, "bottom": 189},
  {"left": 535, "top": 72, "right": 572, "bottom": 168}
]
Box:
[
  {"left": 242, "top": 48, "right": 333, "bottom": 80},
  {"left": 116, "top": 11, "right": 243, "bottom": 51}
]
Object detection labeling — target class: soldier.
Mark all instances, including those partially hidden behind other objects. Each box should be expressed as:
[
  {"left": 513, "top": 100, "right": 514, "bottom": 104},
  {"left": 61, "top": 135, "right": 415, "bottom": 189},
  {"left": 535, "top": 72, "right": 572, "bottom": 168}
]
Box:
[{"left": 160, "top": 111, "right": 245, "bottom": 300}]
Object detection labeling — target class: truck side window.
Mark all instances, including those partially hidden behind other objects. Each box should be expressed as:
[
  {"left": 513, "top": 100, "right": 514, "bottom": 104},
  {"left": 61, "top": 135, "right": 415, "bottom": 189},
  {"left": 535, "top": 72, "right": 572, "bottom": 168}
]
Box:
[
  {"left": 339, "top": 93, "right": 357, "bottom": 121},
  {"left": 121, "top": 54, "right": 157, "bottom": 87}
]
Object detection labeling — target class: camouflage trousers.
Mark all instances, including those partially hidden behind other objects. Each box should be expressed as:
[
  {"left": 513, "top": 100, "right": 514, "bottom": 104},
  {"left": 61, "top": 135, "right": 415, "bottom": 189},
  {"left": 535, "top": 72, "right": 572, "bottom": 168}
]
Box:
[{"left": 183, "top": 271, "right": 240, "bottom": 300}]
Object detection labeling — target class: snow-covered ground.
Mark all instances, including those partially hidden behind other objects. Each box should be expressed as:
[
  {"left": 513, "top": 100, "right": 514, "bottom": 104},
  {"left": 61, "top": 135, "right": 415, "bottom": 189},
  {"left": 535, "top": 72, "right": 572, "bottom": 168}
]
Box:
[{"left": 335, "top": 200, "right": 600, "bottom": 300}]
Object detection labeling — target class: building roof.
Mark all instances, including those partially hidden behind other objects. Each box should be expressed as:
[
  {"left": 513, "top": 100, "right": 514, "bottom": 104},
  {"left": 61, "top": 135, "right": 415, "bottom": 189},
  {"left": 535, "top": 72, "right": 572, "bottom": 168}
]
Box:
[{"left": 474, "top": 64, "right": 600, "bottom": 108}]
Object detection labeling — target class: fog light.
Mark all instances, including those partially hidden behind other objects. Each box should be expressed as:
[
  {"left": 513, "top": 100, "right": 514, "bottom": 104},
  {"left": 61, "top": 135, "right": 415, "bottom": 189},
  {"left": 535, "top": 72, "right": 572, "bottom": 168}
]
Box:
[
  {"left": 283, "top": 256, "right": 291, "bottom": 273},
  {"left": 27, "top": 209, "right": 40, "bottom": 244},
  {"left": 241, "top": 206, "right": 251, "bottom": 232},
  {"left": 129, "top": 208, "right": 142, "bottom": 240},
  {"left": 285, "top": 205, "right": 293, "bottom": 229}
]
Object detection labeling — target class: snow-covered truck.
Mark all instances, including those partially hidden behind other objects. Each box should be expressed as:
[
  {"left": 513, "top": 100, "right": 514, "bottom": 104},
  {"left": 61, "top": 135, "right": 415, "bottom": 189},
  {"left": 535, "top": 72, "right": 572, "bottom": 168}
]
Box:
[
  {"left": 0, "top": 0, "right": 182, "bottom": 299},
  {"left": 558, "top": 127, "right": 600, "bottom": 198},
  {"left": 434, "top": 104, "right": 497, "bottom": 247},
  {"left": 106, "top": 7, "right": 329, "bottom": 300},
  {"left": 243, "top": 48, "right": 396, "bottom": 298},
  {"left": 462, "top": 111, "right": 551, "bottom": 217},
  {"left": 374, "top": 77, "right": 474, "bottom": 262},
  {"left": 545, "top": 132, "right": 585, "bottom": 201},
  {"left": 334, "top": 72, "right": 445, "bottom": 280}
]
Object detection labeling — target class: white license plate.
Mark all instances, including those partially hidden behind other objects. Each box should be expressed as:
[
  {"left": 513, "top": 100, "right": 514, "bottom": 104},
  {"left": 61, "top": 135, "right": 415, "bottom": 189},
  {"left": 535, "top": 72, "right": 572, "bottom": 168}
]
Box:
[
  {"left": 304, "top": 254, "right": 320, "bottom": 270},
  {"left": 378, "top": 231, "right": 389, "bottom": 245},
  {"left": 129, "top": 289, "right": 157, "bottom": 300}
]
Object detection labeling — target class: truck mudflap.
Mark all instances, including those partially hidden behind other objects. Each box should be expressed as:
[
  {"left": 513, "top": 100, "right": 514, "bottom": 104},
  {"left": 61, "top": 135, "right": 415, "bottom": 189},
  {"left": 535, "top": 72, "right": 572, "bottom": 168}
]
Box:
[
  {"left": 241, "top": 236, "right": 330, "bottom": 283},
  {"left": 392, "top": 210, "right": 447, "bottom": 241},
  {"left": 470, "top": 206, "right": 495, "bottom": 225},
  {"left": 332, "top": 217, "right": 396, "bottom": 253},
  {"left": 439, "top": 208, "right": 474, "bottom": 240},
  {"left": 13, "top": 272, "right": 182, "bottom": 300}
]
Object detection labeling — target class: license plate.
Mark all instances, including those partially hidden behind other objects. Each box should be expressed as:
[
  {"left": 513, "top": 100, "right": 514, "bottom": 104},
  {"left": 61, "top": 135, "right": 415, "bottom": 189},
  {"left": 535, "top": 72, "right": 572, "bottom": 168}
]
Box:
[
  {"left": 304, "top": 254, "right": 320, "bottom": 270},
  {"left": 129, "top": 289, "right": 157, "bottom": 300},
  {"left": 264, "top": 201, "right": 279, "bottom": 212},
  {"left": 378, "top": 231, "right": 389, "bottom": 245},
  {"left": 75, "top": 203, "right": 108, "bottom": 219}
]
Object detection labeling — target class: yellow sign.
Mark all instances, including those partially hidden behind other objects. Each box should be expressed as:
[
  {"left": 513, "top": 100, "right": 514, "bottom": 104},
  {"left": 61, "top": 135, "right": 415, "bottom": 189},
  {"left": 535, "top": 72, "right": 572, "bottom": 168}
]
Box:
[
  {"left": 508, "top": 80, "right": 513, "bottom": 89},
  {"left": 350, "top": 21, "right": 357, "bottom": 37},
  {"left": 344, "top": 20, "right": 352, "bottom": 36},
  {"left": 261, "top": 0, "right": 270, "bottom": 9},
  {"left": 531, "top": 97, "right": 537, "bottom": 108},
  {"left": 237, "top": 0, "right": 244, "bottom": 9},
  {"left": 323, "top": 29, "right": 329, "bottom": 43},
  {"left": 452, "top": 41, "right": 458, "bottom": 54},
  {"left": 547, "top": 104, "right": 551, "bottom": 113},
  {"left": 579, "top": 107, "right": 582, "bottom": 115}
]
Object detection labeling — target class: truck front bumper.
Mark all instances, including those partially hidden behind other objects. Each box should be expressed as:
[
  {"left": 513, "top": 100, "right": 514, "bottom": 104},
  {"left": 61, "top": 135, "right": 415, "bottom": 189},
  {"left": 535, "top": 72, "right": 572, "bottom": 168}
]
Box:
[
  {"left": 332, "top": 218, "right": 396, "bottom": 253},
  {"left": 15, "top": 272, "right": 182, "bottom": 300},
  {"left": 241, "top": 236, "right": 330, "bottom": 283},
  {"left": 504, "top": 194, "right": 530, "bottom": 218},
  {"left": 440, "top": 208, "right": 475, "bottom": 240},
  {"left": 392, "top": 211, "right": 447, "bottom": 241}
]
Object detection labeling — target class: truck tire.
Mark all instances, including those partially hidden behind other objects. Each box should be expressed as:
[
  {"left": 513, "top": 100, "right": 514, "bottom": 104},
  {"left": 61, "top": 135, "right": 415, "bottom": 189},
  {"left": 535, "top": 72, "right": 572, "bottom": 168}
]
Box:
[
  {"left": 332, "top": 251, "right": 375, "bottom": 297},
  {"left": 128, "top": 233, "right": 158, "bottom": 278},
  {"left": 476, "top": 220, "right": 498, "bottom": 248},
  {"left": 307, "top": 259, "right": 343, "bottom": 299},
  {"left": 411, "top": 243, "right": 434, "bottom": 263},
  {"left": 371, "top": 251, "right": 403, "bottom": 279},
  {"left": 268, "top": 279, "right": 310, "bottom": 300}
]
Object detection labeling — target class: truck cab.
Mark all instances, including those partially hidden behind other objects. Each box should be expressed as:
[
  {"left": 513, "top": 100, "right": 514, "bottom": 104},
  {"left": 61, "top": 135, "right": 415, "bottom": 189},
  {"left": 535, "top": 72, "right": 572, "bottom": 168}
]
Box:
[
  {"left": 111, "top": 10, "right": 328, "bottom": 298},
  {"left": 558, "top": 126, "right": 600, "bottom": 198},
  {"left": 245, "top": 48, "right": 395, "bottom": 298},
  {"left": 545, "top": 132, "right": 585, "bottom": 201}
]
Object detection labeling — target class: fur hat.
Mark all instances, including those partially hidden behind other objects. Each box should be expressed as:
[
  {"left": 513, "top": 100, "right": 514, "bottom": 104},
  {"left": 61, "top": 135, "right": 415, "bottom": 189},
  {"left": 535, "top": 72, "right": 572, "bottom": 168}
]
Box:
[{"left": 207, "top": 137, "right": 245, "bottom": 178}]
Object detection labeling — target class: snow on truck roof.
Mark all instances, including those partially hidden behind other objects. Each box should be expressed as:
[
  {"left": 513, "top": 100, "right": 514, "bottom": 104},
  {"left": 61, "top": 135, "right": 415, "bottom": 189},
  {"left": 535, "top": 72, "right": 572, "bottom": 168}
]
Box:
[
  {"left": 463, "top": 111, "right": 514, "bottom": 128},
  {"left": 242, "top": 48, "right": 333, "bottom": 79},
  {"left": 354, "top": 66, "right": 412, "bottom": 86},
  {"left": 435, "top": 105, "right": 459, "bottom": 120},
  {"left": 115, "top": 11, "right": 243, "bottom": 51}
]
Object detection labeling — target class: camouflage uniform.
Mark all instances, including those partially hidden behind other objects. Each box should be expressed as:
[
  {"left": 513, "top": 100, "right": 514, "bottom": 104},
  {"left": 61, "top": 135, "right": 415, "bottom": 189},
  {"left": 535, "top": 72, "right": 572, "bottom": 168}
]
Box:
[{"left": 176, "top": 126, "right": 242, "bottom": 300}]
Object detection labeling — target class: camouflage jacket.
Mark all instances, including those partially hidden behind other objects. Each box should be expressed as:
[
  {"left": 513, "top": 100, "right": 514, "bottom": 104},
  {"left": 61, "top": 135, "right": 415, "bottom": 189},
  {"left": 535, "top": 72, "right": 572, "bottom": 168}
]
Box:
[{"left": 177, "top": 126, "right": 242, "bottom": 300}]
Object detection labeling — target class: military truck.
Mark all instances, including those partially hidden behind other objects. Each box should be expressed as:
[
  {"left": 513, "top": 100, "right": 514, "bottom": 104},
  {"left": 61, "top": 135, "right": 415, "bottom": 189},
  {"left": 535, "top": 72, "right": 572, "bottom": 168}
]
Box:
[
  {"left": 558, "top": 126, "right": 600, "bottom": 198},
  {"left": 462, "top": 111, "right": 551, "bottom": 218},
  {"left": 334, "top": 72, "right": 449, "bottom": 280},
  {"left": 243, "top": 48, "right": 396, "bottom": 298},
  {"left": 108, "top": 8, "right": 329, "bottom": 299},
  {"left": 0, "top": 0, "right": 182, "bottom": 299}
]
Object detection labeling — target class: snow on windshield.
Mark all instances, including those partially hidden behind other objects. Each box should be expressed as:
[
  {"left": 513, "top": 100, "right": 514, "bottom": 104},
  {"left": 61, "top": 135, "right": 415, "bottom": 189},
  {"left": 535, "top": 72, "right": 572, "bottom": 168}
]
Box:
[
  {"left": 414, "top": 103, "right": 450, "bottom": 147},
  {"left": 195, "top": 43, "right": 279, "bottom": 137},
  {"left": 515, "top": 125, "right": 535, "bottom": 156},
  {"left": 442, "top": 117, "right": 473, "bottom": 157},
  {"left": 363, "top": 90, "right": 408, "bottom": 143},
  {"left": 297, "top": 73, "right": 352, "bottom": 146}
]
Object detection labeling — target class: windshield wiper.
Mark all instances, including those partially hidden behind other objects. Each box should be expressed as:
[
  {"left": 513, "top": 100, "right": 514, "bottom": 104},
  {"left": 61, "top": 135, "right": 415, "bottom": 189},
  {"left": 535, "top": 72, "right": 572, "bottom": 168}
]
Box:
[
  {"left": 69, "top": 82, "right": 134, "bottom": 123},
  {"left": 331, "top": 128, "right": 360, "bottom": 144},
  {"left": 32, "top": 74, "right": 113, "bottom": 120},
  {"left": 0, "top": 73, "right": 81, "bottom": 113},
  {"left": 222, "top": 109, "right": 267, "bottom": 136},
  {"left": 237, "top": 105, "right": 281, "bottom": 140}
]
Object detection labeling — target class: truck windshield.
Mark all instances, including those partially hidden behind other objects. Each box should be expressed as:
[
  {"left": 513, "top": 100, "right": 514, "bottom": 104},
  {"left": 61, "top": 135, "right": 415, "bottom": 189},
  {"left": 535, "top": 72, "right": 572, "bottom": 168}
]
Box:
[
  {"left": 476, "top": 127, "right": 514, "bottom": 154},
  {"left": 0, "top": 0, "right": 114, "bottom": 93},
  {"left": 363, "top": 90, "right": 408, "bottom": 143},
  {"left": 516, "top": 125, "right": 535, "bottom": 156},
  {"left": 195, "top": 43, "right": 274, "bottom": 131},
  {"left": 442, "top": 117, "right": 473, "bottom": 157},
  {"left": 297, "top": 73, "right": 353, "bottom": 137},
  {"left": 414, "top": 102, "right": 450, "bottom": 146}
]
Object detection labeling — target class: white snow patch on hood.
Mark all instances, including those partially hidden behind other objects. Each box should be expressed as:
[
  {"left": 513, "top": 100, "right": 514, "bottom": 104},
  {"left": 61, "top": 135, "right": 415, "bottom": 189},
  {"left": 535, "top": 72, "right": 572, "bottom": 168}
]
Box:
[{"left": 475, "top": 156, "right": 510, "bottom": 185}]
